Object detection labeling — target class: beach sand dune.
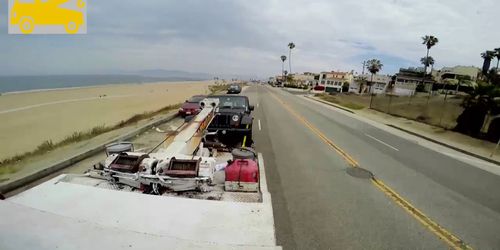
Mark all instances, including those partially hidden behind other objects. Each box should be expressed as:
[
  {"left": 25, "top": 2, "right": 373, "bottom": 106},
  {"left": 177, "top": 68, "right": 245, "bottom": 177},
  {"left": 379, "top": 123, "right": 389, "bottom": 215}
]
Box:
[{"left": 0, "top": 81, "right": 212, "bottom": 160}]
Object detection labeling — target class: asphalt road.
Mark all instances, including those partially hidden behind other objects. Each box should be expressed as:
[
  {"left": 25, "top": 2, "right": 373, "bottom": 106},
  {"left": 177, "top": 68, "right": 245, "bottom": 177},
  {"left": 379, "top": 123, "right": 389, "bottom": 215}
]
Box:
[{"left": 245, "top": 85, "right": 500, "bottom": 249}]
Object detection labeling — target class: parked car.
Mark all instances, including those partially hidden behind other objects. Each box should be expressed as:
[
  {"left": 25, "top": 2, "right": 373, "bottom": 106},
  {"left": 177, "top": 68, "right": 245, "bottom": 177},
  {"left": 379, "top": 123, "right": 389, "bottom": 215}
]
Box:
[
  {"left": 178, "top": 95, "right": 206, "bottom": 117},
  {"left": 313, "top": 85, "right": 325, "bottom": 91},
  {"left": 227, "top": 84, "right": 242, "bottom": 94},
  {"left": 207, "top": 95, "right": 254, "bottom": 147}
]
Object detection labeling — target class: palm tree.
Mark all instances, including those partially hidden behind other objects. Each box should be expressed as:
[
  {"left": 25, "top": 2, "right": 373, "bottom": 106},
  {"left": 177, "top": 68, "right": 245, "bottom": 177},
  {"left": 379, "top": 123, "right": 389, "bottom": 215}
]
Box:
[
  {"left": 420, "top": 56, "right": 435, "bottom": 72},
  {"left": 481, "top": 50, "right": 495, "bottom": 75},
  {"left": 421, "top": 35, "right": 439, "bottom": 84},
  {"left": 494, "top": 48, "right": 500, "bottom": 70},
  {"left": 288, "top": 42, "right": 295, "bottom": 74},
  {"left": 421, "top": 56, "right": 436, "bottom": 95},
  {"left": 421, "top": 57, "right": 435, "bottom": 97},
  {"left": 366, "top": 59, "right": 383, "bottom": 88},
  {"left": 280, "top": 55, "right": 287, "bottom": 84},
  {"left": 366, "top": 59, "right": 383, "bottom": 108}
]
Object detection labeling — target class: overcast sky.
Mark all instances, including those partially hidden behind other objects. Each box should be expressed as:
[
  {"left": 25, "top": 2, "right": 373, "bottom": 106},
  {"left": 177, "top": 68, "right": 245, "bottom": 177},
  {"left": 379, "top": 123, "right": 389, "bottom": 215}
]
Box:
[{"left": 0, "top": 0, "right": 499, "bottom": 77}]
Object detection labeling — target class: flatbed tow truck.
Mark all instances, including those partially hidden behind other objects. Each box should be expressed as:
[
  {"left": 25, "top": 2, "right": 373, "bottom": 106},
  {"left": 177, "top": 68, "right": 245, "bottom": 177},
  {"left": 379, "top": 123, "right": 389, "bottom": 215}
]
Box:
[{"left": 0, "top": 98, "right": 281, "bottom": 250}]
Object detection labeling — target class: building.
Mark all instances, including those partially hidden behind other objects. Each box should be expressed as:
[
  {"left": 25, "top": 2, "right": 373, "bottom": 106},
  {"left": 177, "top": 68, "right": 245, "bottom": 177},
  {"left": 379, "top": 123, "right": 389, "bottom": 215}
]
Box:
[
  {"left": 317, "top": 71, "right": 354, "bottom": 93},
  {"left": 432, "top": 66, "right": 480, "bottom": 82},
  {"left": 431, "top": 66, "right": 480, "bottom": 90},
  {"left": 390, "top": 67, "right": 435, "bottom": 96},
  {"left": 292, "top": 72, "right": 318, "bottom": 86},
  {"left": 270, "top": 75, "right": 285, "bottom": 86},
  {"left": 350, "top": 74, "right": 391, "bottom": 94}
]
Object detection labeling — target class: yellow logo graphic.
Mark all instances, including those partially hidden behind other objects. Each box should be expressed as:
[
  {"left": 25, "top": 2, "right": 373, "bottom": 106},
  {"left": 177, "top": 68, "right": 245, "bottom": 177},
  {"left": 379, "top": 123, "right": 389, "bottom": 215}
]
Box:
[{"left": 9, "top": 0, "right": 86, "bottom": 34}]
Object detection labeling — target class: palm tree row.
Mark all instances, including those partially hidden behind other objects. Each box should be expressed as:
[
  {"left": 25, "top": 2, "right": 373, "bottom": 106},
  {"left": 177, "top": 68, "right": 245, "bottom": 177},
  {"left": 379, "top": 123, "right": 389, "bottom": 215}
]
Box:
[{"left": 278, "top": 42, "right": 296, "bottom": 85}]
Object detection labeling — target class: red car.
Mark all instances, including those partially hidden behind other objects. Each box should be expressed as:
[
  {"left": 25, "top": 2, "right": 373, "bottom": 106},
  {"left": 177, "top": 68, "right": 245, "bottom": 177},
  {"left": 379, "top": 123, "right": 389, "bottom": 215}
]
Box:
[{"left": 178, "top": 95, "right": 206, "bottom": 117}]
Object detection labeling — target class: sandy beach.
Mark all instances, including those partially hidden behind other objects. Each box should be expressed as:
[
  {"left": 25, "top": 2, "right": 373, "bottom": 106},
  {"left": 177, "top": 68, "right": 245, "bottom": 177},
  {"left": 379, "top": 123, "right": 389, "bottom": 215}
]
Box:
[{"left": 0, "top": 81, "right": 212, "bottom": 160}]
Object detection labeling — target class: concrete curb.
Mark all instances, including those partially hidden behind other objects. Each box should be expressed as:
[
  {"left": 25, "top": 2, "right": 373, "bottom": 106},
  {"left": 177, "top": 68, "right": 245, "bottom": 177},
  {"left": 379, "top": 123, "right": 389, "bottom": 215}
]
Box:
[
  {"left": 0, "top": 112, "right": 178, "bottom": 194},
  {"left": 387, "top": 124, "right": 500, "bottom": 166},
  {"left": 304, "top": 95, "right": 355, "bottom": 114}
]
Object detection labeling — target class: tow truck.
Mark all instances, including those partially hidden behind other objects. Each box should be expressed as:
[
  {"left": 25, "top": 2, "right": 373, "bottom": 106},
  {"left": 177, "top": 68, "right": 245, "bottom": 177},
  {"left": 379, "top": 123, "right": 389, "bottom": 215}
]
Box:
[{"left": 0, "top": 98, "right": 281, "bottom": 250}]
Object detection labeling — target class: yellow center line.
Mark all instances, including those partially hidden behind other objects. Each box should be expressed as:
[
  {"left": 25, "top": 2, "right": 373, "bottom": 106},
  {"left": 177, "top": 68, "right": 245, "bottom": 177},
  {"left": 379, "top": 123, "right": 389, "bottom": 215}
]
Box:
[{"left": 267, "top": 89, "right": 472, "bottom": 250}]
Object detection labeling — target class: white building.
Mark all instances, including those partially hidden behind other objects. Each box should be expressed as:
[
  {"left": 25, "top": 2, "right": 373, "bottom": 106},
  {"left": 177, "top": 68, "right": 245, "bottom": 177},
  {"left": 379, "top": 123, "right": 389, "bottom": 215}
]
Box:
[
  {"left": 317, "top": 71, "right": 353, "bottom": 93},
  {"left": 350, "top": 74, "right": 391, "bottom": 94},
  {"left": 432, "top": 66, "right": 480, "bottom": 82},
  {"left": 292, "top": 72, "right": 318, "bottom": 86},
  {"left": 390, "top": 67, "right": 433, "bottom": 96}
]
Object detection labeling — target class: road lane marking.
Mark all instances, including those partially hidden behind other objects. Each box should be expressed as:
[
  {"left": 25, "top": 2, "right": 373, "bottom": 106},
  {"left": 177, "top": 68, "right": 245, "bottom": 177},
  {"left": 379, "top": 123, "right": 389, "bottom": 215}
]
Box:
[
  {"left": 268, "top": 91, "right": 358, "bottom": 166},
  {"left": 258, "top": 119, "right": 262, "bottom": 131},
  {"left": 364, "top": 133, "right": 400, "bottom": 151},
  {"left": 370, "top": 178, "right": 470, "bottom": 250},
  {"left": 267, "top": 90, "right": 472, "bottom": 250}
]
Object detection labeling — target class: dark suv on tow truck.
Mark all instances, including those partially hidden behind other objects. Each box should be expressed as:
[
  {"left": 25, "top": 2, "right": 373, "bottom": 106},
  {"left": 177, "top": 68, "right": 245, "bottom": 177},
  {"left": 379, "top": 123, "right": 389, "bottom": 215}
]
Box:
[{"left": 206, "top": 95, "right": 254, "bottom": 147}]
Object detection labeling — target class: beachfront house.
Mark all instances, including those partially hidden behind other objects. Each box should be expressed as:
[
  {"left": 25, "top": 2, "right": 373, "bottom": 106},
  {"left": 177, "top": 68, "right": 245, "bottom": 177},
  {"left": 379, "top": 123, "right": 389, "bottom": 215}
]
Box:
[
  {"left": 431, "top": 66, "right": 480, "bottom": 92},
  {"left": 390, "top": 67, "right": 435, "bottom": 96},
  {"left": 317, "top": 71, "right": 353, "bottom": 93},
  {"left": 350, "top": 74, "right": 391, "bottom": 94},
  {"left": 274, "top": 75, "right": 285, "bottom": 86},
  {"left": 292, "top": 72, "right": 318, "bottom": 86}
]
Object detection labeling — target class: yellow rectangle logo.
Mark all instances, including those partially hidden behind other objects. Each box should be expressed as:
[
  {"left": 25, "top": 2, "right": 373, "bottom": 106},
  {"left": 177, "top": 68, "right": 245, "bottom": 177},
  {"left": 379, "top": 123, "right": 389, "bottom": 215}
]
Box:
[{"left": 8, "top": 0, "right": 87, "bottom": 34}]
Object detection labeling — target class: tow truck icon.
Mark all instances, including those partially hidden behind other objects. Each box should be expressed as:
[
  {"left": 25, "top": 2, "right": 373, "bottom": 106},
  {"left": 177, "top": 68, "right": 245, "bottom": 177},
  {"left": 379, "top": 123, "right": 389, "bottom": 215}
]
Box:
[{"left": 10, "top": 0, "right": 86, "bottom": 34}]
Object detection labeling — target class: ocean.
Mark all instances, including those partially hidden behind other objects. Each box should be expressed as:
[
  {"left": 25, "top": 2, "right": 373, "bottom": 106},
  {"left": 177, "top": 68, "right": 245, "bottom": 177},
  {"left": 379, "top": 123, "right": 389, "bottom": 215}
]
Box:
[{"left": 0, "top": 75, "right": 205, "bottom": 93}]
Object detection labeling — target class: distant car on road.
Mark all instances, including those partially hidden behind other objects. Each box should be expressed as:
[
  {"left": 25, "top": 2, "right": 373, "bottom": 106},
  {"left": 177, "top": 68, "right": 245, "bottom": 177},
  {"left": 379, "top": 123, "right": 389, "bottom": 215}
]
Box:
[
  {"left": 227, "top": 84, "right": 242, "bottom": 94},
  {"left": 178, "top": 95, "right": 206, "bottom": 117}
]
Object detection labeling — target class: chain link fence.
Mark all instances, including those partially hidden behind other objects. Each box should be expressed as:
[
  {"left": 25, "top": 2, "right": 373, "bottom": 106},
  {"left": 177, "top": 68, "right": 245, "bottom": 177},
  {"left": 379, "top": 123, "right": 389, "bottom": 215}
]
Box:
[{"left": 370, "top": 93, "right": 465, "bottom": 129}]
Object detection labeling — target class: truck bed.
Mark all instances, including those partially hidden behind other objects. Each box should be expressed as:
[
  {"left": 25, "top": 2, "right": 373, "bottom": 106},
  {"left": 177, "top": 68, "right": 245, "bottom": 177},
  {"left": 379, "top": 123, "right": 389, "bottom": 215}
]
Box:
[
  {"left": 0, "top": 152, "right": 279, "bottom": 249},
  {"left": 61, "top": 151, "right": 262, "bottom": 203}
]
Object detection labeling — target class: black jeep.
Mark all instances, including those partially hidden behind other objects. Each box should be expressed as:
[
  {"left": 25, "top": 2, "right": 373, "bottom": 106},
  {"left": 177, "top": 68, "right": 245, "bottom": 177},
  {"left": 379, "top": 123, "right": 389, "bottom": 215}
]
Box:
[{"left": 206, "top": 95, "right": 254, "bottom": 148}]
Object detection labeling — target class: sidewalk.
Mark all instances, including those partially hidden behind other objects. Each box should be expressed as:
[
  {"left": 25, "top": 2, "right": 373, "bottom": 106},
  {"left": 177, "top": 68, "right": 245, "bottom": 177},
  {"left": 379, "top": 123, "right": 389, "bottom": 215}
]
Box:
[{"left": 308, "top": 96, "right": 500, "bottom": 165}]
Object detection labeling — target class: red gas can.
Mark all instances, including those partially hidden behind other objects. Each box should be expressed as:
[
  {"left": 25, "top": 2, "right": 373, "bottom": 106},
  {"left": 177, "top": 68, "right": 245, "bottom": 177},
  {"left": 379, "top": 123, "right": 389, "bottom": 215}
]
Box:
[{"left": 225, "top": 159, "right": 259, "bottom": 192}]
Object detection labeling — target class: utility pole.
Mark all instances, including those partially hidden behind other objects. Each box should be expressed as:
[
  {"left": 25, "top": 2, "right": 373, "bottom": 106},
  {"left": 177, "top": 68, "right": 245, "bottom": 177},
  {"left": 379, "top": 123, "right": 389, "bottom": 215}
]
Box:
[{"left": 361, "top": 61, "right": 366, "bottom": 75}]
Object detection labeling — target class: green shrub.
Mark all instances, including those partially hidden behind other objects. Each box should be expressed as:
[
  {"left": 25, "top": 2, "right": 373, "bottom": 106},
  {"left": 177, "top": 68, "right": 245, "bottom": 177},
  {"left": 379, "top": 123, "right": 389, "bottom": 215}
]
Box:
[{"left": 36, "top": 140, "right": 55, "bottom": 152}]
